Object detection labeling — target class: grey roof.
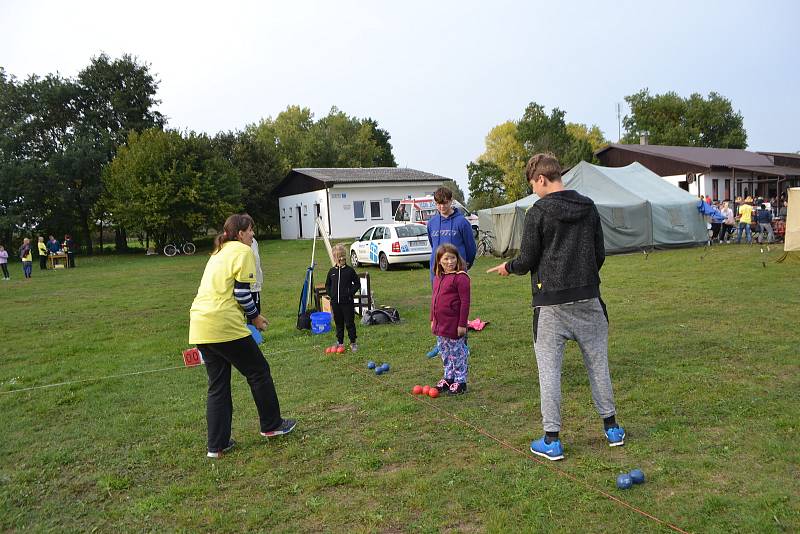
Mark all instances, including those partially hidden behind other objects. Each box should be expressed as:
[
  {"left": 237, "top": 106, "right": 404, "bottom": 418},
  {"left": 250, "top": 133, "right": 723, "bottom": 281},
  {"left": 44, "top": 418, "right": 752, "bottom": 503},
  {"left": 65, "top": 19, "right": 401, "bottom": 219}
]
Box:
[
  {"left": 596, "top": 143, "right": 773, "bottom": 168},
  {"left": 291, "top": 167, "right": 451, "bottom": 183}
]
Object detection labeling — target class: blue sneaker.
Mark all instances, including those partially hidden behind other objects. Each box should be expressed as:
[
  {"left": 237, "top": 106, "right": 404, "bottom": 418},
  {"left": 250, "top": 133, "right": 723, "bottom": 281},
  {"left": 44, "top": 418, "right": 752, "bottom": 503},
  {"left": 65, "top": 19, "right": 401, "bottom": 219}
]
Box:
[
  {"left": 605, "top": 426, "right": 625, "bottom": 447},
  {"left": 426, "top": 345, "right": 440, "bottom": 358},
  {"left": 530, "top": 436, "right": 564, "bottom": 461}
]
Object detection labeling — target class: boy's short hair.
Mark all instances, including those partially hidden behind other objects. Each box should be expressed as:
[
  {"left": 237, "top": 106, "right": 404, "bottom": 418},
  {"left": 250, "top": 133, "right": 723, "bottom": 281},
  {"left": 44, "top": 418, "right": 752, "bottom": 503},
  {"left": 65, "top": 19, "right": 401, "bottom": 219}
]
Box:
[
  {"left": 433, "top": 187, "right": 453, "bottom": 204},
  {"left": 525, "top": 153, "right": 562, "bottom": 183}
]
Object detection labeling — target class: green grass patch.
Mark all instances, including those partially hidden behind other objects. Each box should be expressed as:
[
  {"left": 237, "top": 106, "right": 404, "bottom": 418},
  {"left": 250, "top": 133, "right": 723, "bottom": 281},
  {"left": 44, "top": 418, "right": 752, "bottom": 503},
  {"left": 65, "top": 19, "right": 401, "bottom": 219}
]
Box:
[{"left": 0, "top": 241, "right": 798, "bottom": 532}]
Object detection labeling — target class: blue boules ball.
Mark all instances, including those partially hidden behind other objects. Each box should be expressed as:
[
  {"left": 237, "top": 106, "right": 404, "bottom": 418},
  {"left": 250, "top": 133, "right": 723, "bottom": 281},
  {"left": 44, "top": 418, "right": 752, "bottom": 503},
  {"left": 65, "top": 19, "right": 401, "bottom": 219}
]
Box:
[
  {"left": 381, "top": 363, "right": 390, "bottom": 372},
  {"left": 375, "top": 367, "right": 384, "bottom": 375},
  {"left": 616, "top": 474, "right": 633, "bottom": 490},
  {"left": 367, "top": 361, "right": 376, "bottom": 369},
  {"left": 629, "top": 469, "right": 645, "bottom": 484}
]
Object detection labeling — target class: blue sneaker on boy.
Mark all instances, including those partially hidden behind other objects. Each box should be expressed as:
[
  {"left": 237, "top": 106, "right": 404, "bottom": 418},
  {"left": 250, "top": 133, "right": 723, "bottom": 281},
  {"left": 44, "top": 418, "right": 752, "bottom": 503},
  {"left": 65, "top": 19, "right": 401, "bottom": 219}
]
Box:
[
  {"left": 530, "top": 436, "right": 564, "bottom": 461},
  {"left": 605, "top": 426, "right": 625, "bottom": 447}
]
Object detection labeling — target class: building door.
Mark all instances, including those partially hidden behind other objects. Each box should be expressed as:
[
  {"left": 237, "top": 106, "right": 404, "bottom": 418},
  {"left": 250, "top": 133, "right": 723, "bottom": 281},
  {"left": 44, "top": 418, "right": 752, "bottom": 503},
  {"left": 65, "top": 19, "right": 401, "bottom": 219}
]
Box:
[
  {"left": 297, "top": 206, "right": 303, "bottom": 238},
  {"left": 315, "top": 203, "right": 321, "bottom": 236}
]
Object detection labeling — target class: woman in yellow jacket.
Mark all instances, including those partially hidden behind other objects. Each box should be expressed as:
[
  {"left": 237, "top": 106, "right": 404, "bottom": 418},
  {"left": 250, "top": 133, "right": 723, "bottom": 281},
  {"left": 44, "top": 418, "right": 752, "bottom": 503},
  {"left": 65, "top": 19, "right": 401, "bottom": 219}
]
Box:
[{"left": 189, "top": 213, "right": 296, "bottom": 458}]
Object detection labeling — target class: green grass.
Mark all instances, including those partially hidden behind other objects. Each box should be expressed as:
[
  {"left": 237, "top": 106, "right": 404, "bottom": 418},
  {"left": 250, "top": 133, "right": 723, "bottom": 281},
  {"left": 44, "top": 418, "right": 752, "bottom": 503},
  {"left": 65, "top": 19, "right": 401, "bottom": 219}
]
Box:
[{"left": 1, "top": 241, "right": 798, "bottom": 533}]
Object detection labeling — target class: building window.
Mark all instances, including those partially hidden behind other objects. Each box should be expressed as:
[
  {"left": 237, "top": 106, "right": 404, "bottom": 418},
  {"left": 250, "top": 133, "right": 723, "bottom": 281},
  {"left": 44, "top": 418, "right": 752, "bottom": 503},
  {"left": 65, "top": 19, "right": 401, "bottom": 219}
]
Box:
[
  {"left": 724, "top": 179, "right": 731, "bottom": 200},
  {"left": 712, "top": 179, "right": 719, "bottom": 200},
  {"left": 353, "top": 201, "right": 365, "bottom": 220},
  {"left": 281, "top": 208, "right": 286, "bottom": 218},
  {"left": 391, "top": 199, "right": 401, "bottom": 218},
  {"left": 370, "top": 201, "right": 382, "bottom": 219},
  {"left": 303, "top": 205, "right": 308, "bottom": 215}
]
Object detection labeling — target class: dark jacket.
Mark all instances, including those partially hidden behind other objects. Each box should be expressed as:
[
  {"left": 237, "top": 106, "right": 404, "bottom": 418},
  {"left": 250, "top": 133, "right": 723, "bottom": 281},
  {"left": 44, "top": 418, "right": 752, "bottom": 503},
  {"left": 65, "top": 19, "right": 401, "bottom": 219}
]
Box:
[
  {"left": 506, "top": 190, "right": 604, "bottom": 307},
  {"left": 755, "top": 208, "right": 773, "bottom": 224},
  {"left": 427, "top": 208, "right": 477, "bottom": 278},
  {"left": 430, "top": 271, "right": 470, "bottom": 339},
  {"left": 325, "top": 265, "right": 360, "bottom": 305}
]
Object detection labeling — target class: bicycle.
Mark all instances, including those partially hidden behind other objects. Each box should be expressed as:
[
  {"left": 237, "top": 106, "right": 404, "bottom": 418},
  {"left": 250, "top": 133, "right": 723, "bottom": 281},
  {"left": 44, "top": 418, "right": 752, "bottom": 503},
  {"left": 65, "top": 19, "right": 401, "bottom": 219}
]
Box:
[
  {"left": 476, "top": 229, "right": 495, "bottom": 257},
  {"left": 163, "top": 240, "right": 196, "bottom": 257}
]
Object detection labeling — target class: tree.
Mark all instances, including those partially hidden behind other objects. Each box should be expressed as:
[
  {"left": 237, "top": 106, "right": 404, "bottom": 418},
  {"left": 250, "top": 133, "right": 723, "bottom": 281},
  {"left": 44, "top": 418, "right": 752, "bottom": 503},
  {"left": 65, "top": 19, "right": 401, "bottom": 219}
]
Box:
[
  {"left": 516, "top": 103, "right": 572, "bottom": 162},
  {"left": 466, "top": 160, "right": 505, "bottom": 210},
  {"left": 442, "top": 179, "right": 465, "bottom": 203},
  {"left": 478, "top": 121, "right": 528, "bottom": 201},
  {"left": 103, "top": 129, "right": 240, "bottom": 248},
  {"left": 622, "top": 89, "right": 747, "bottom": 148},
  {"left": 0, "top": 55, "right": 164, "bottom": 253},
  {"left": 217, "top": 128, "right": 287, "bottom": 234},
  {"left": 566, "top": 123, "right": 608, "bottom": 153}
]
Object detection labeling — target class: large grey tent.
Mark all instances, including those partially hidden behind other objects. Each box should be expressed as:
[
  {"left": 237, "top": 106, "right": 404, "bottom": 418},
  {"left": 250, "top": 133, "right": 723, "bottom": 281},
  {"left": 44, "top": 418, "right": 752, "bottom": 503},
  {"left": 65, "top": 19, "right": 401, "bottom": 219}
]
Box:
[{"left": 478, "top": 161, "right": 707, "bottom": 255}]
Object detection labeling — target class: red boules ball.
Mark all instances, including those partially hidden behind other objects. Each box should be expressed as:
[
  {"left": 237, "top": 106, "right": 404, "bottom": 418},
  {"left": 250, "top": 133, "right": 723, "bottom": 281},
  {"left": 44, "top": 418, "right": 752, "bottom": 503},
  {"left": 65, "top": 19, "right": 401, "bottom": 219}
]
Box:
[
  {"left": 325, "top": 347, "right": 332, "bottom": 353},
  {"left": 336, "top": 346, "right": 345, "bottom": 354},
  {"left": 412, "top": 385, "right": 423, "bottom": 395},
  {"left": 428, "top": 388, "right": 440, "bottom": 398},
  {"left": 422, "top": 385, "right": 430, "bottom": 395}
]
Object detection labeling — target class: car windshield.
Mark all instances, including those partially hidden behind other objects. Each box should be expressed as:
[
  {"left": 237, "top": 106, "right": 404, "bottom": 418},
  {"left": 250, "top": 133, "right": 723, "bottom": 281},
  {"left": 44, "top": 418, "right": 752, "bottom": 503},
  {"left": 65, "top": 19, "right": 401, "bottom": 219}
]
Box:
[
  {"left": 417, "top": 209, "right": 436, "bottom": 222},
  {"left": 395, "top": 225, "right": 427, "bottom": 238}
]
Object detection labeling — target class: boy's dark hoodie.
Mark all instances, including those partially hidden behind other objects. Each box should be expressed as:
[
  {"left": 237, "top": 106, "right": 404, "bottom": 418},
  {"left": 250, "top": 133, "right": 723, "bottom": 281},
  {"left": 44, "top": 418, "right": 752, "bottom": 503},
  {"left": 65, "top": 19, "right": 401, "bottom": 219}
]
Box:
[{"left": 506, "top": 190, "right": 605, "bottom": 307}]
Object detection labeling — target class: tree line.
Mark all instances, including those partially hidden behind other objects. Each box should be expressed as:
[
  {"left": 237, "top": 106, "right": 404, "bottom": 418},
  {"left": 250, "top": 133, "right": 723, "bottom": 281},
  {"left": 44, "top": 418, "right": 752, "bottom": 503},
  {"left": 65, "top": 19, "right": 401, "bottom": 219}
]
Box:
[
  {"left": 0, "top": 55, "right": 397, "bottom": 252},
  {"left": 467, "top": 90, "right": 747, "bottom": 210}
]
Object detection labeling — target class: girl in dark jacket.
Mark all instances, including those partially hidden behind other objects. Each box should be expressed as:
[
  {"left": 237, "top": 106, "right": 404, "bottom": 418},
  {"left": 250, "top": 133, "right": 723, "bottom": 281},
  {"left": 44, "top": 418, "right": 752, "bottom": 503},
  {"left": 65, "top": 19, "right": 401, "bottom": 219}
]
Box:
[{"left": 325, "top": 244, "right": 360, "bottom": 351}]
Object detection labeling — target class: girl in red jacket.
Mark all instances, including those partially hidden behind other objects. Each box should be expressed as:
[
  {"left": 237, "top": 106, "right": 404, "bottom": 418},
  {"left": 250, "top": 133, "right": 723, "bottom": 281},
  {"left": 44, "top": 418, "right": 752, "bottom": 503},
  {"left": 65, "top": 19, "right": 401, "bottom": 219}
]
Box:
[{"left": 430, "top": 243, "right": 471, "bottom": 394}]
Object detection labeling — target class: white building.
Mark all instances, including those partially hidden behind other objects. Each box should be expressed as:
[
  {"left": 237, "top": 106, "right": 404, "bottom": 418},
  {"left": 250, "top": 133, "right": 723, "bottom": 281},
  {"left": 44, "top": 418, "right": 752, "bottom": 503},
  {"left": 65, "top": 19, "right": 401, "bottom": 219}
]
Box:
[{"left": 274, "top": 168, "right": 449, "bottom": 239}]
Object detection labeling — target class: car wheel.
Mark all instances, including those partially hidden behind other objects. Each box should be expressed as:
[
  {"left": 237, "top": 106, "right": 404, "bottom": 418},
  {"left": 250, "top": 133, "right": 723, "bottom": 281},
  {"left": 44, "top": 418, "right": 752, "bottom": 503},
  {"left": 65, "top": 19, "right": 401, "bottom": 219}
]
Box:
[
  {"left": 421, "top": 261, "right": 430, "bottom": 269},
  {"left": 379, "top": 253, "right": 390, "bottom": 271},
  {"left": 350, "top": 251, "right": 360, "bottom": 268}
]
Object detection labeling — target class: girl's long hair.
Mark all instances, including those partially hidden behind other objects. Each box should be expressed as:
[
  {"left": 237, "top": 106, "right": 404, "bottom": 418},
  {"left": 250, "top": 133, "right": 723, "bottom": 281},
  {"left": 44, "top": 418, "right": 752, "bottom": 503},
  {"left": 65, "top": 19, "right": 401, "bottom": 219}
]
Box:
[
  {"left": 433, "top": 243, "right": 466, "bottom": 276},
  {"left": 212, "top": 213, "right": 254, "bottom": 255}
]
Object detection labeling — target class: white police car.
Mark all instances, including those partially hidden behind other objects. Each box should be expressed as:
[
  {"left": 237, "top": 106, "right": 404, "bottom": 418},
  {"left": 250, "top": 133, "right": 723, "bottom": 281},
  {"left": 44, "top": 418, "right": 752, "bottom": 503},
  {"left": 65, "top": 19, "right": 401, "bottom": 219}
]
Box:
[{"left": 349, "top": 223, "right": 431, "bottom": 271}]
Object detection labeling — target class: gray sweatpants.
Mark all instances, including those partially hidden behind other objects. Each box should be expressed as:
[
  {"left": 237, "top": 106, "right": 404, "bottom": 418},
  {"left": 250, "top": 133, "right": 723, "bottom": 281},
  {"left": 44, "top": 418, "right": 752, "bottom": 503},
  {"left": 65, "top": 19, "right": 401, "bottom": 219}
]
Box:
[{"left": 533, "top": 298, "right": 616, "bottom": 432}]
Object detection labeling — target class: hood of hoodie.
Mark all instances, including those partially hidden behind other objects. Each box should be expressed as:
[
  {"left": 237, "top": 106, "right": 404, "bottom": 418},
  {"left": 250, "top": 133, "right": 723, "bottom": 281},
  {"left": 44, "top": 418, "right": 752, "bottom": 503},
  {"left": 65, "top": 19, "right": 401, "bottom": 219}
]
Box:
[{"left": 535, "top": 190, "right": 595, "bottom": 223}]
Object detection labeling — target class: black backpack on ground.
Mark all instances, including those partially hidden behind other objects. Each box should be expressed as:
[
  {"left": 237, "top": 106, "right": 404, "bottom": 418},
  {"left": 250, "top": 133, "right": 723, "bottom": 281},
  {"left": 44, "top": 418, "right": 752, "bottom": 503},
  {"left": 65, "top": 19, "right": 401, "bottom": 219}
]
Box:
[{"left": 361, "top": 306, "right": 400, "bottom": 326}]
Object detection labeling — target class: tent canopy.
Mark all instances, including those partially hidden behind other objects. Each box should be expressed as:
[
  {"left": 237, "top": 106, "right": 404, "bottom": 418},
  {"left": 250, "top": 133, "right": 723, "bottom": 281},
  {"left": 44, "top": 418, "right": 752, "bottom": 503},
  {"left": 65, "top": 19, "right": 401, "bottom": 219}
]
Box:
[{"left": 478, "top": 161, "right": 708, "bottom": 255}]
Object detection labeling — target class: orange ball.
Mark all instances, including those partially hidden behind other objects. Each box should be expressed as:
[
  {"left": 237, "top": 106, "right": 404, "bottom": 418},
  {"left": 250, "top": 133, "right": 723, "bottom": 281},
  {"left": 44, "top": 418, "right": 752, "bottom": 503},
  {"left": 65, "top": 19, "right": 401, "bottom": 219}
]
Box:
[
  {"left": 422, "top": 385, "right": 430, "bottom": 395},
  {"left": 412, "top": 385, "right": 423, "bottom": 395},
  {"left": 428, "top": 388, "right": 440, "bottom": 398}
]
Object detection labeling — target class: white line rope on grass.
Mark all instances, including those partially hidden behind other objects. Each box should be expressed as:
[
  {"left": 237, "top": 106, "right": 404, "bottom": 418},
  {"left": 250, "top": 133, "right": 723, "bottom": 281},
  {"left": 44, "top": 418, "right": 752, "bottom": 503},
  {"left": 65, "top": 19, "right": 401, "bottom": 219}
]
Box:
[{"left": 0, "top": 347, "right": 306, "bottom": 395}]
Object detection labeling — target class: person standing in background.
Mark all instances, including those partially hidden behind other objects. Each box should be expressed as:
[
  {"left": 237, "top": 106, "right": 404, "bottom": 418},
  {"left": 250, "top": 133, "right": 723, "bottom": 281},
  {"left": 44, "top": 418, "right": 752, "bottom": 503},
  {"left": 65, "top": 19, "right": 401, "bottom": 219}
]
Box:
[
  {"left": 19, "top": 238, "right": 32, "bottom": 279},
  {"left": 37, "top": 237, "right": 48, "bottom": 270},
  {"left": 249, "top": 237, "right": 264, "bottom": 318},
  {"left": 63, "top": 234, "right": 75, "bottom": 268}
]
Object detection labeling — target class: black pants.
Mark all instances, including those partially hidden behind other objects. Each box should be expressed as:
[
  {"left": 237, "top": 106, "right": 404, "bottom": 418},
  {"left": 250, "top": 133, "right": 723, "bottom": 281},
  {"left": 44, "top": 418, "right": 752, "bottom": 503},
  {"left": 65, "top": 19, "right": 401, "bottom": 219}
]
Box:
[
  {"left": 67, "top": 252, "right": 75, "bottom": 268},
  {"left": 39, "top": 255, "right": 47, "bottom": 270},
  {"left": 710, "top": 222, "right": 722, "bottom": 240},
  {"left": 198, "top": 336, "right": 282, "bottom": 452},
  {"left": 1, "top": 264, "right": 8, "bottom": 278},
  {"left": 331, "top": 301, "right": 357, "bottom": 344}
]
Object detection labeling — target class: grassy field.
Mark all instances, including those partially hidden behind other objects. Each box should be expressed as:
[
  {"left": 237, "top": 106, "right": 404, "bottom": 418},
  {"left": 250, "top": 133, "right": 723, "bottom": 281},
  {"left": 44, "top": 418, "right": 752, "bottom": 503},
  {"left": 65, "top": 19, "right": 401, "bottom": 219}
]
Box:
[{"left": 0, "top": 239, "right": 798, "bottom": 533}]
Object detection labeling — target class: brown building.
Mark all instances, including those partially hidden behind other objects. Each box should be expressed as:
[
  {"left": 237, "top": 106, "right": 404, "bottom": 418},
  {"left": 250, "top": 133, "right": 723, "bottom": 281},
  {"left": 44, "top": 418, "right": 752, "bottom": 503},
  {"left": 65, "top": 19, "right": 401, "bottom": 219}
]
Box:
[{"left": 595, "top": 143, "right": 800, "bottom": 202}]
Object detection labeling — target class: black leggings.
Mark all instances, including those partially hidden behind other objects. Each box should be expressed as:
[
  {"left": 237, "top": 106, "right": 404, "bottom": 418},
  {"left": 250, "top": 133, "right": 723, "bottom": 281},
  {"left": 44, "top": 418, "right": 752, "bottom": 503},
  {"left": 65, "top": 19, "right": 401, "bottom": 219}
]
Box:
[
  {"left": 1, "top": 264, "right": 8, "bottom": 278},
  {"left": 331, "top": 302, "right": 357, "bottom": 344},
  {"left": 198, "top": 336, "right": 282, "bottom": 452}
]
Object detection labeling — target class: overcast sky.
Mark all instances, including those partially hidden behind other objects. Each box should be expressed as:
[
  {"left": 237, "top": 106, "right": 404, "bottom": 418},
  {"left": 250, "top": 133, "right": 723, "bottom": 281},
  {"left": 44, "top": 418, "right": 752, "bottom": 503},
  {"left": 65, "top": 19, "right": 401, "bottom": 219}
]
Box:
[{"left": 2, "top": 0, "right": 797, "bottom": 194}]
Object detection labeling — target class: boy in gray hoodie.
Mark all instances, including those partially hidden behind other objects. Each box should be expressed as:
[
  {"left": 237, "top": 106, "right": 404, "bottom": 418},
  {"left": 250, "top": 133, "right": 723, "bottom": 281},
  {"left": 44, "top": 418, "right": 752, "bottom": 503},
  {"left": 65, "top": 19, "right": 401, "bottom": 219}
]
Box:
[{"left": 488, "top": 153, "right": 624, "bottom": 461}]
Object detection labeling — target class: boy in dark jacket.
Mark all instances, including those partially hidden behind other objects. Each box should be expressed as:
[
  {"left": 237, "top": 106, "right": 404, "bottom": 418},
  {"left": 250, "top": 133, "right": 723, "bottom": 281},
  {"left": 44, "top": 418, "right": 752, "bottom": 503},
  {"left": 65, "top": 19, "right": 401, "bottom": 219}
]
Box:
[
  {"left": 488, "top": 153, "right": 624, "bottom": 461},
  {"left": 325, "top": 244, "right": 360, "bottom": 351}
]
